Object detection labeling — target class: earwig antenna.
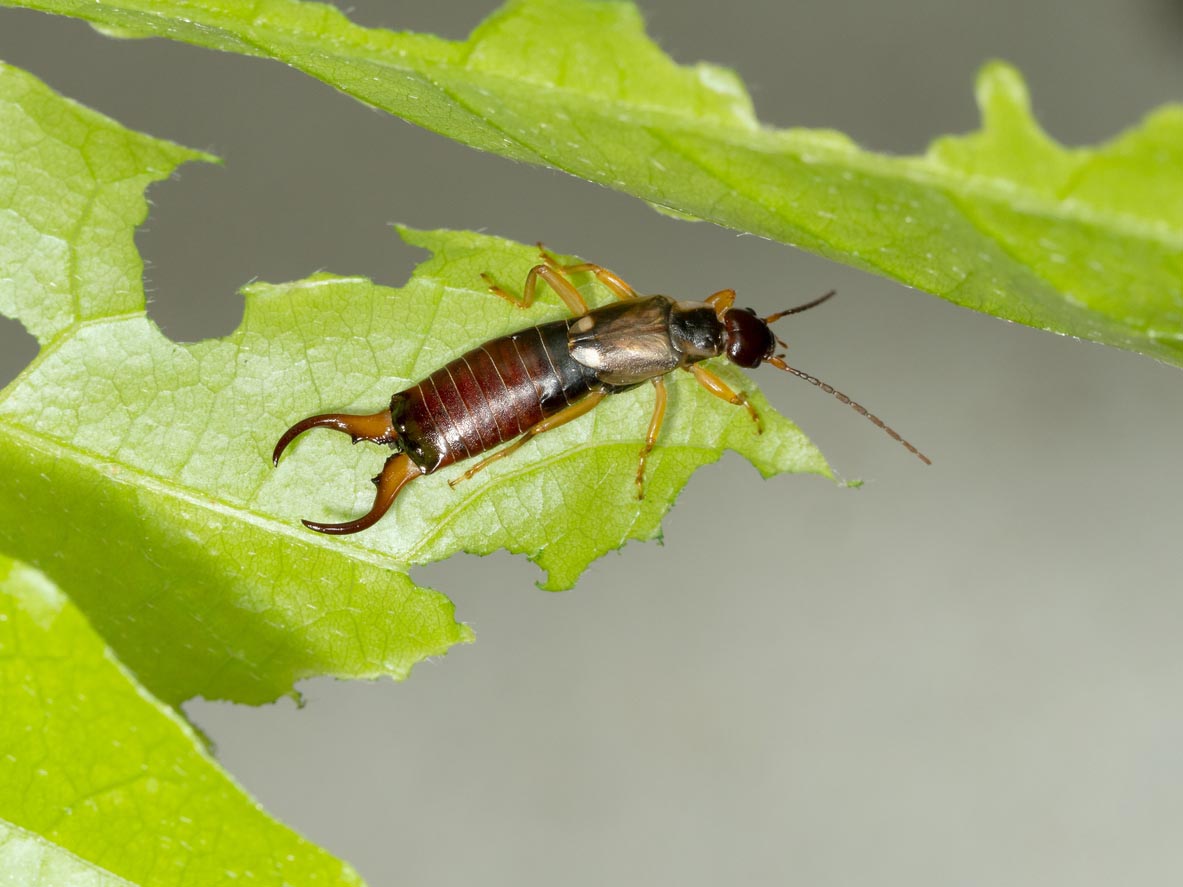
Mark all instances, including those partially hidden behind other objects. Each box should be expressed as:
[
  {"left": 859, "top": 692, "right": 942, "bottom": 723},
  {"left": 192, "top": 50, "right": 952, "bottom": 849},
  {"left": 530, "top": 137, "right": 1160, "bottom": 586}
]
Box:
[
  {"left": 766, "top": 355, "right": 931, "bottom": 465},
  {"left": 764, "top": 290, "right": 836, "bottom": 324}
]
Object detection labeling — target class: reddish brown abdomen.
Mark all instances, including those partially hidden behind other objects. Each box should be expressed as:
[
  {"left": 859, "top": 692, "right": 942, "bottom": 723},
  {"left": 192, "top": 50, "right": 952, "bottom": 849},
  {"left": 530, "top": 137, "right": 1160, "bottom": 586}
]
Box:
[{"left": 394, "top": 319, "right": 598, "bottom": 473}]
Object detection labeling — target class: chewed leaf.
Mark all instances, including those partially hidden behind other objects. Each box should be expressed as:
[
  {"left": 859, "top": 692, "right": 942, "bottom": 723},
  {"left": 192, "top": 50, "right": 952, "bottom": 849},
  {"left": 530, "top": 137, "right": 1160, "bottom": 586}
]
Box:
[
  {"left": 2, "top": 0, "right": 1181, "bottom": 364},
  {"left": 0, "top": 555, "right": 364, "bottom": 886},
  {"left": 0, "top": 62, "right": 826, "bottom": 705}
]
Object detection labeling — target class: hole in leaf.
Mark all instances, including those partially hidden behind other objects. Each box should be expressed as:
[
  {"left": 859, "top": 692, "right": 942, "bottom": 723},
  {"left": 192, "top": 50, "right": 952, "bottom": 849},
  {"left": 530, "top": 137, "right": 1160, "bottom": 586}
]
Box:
[
  {"left": 139, "top": 169, "right": 246, "bottom": 344},
  {"left": 132, "top": 50, "right": 440, "bottom": 345},
  {"left": 0, "top": 316, "right": 38, "bottom": 389}
]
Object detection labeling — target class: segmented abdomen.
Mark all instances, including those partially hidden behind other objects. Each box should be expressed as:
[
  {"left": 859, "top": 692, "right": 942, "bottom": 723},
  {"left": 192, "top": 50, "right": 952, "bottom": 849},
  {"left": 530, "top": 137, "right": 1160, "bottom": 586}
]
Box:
[{"left": 394, "top": 318, "right": 599, "bottom": 473}]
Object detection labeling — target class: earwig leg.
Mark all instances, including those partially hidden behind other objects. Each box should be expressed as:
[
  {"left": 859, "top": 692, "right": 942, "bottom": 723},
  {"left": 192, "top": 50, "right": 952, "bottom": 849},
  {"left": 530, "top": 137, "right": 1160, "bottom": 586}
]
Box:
[
  {"left": 689, "top": 365, "right": 762, "bottom": 434},
  {"left": 302, "top": 453, "right": 424, "bottom": 535},
  {"left": 482, "top": 264, "right": 589, "bottom": 316},
  {"left": 534, "top": 266, "right": 591, "bottom": 315},
  {"left": 635, "top": 377, "right": 668, "bottom": 500},
  {"left": 273, "top": 409, "right": 397, "bottom": 465},
  {"left": 553, "top": 263, "right": 637, "bottom": 301},
  {"left": 449, "top": 392, "right": 606, "bottom": 488},
  {"left": 538, "top": 246, "right": 638, "bottom": 301},
  {"left": 705, "top": 289, "right": 737, "bottom": 312}
]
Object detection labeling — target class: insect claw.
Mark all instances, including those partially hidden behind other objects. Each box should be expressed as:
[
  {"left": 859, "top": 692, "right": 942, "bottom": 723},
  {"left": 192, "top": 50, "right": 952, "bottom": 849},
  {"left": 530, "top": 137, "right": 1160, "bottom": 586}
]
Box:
[
  {"left": 272, "top": 409, "right": 397, "bottom": 466},
  {"left": 300, "top": 454, "right": 423, "bottom": 535}
]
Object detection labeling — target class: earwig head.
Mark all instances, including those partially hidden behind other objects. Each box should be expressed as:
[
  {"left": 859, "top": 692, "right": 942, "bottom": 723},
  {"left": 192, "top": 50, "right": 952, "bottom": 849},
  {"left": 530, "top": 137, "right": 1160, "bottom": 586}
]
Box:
[
  {"left": 722, "top": 308, "right": 777, "bottom": 368},
  {"left": 719, "top": 290, "right": 836, "bottom": 369}
]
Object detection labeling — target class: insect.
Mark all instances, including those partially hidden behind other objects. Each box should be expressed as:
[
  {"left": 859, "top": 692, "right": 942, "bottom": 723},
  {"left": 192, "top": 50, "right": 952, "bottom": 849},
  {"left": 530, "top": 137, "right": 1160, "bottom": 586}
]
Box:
[{"left": 273, "top": 248, "right": 929, "bottom": 534}]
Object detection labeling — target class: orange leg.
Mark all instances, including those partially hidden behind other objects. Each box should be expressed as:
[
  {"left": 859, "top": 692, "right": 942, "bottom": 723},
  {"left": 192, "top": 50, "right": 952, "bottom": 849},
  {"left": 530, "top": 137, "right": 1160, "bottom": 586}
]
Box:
[
  {"left": 538, "top": 244, "right": 638, "bottom": 301},
  {"left": 635, "top": 377, "right": 667, "bottom": 500},
  {"left": 705, "top": 289, "right": 736, "bottom": 312},
  {"left": 689, "top": 365, "right": 762, "bottom": 434},
  {"left": 482, "top": 263, "right": 589, "bottom": 316},
  {"left": 449, "top": 392, "right": 607, "bottom": 488}
]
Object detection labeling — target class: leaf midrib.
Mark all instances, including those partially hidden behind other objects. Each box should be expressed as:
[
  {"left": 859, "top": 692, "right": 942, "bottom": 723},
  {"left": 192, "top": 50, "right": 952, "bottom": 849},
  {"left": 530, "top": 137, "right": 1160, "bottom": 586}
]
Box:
[{"left": 0, "top": 387, "right": 754, "bottom": 569}]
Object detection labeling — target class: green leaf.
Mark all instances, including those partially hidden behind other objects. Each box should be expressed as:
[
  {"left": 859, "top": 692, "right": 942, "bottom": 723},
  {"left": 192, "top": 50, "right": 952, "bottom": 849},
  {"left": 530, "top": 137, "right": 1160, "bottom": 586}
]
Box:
[
  {"left": 0, "top": 62, "right": 824, "bottom": 703},
  {"left": 2, "top": 0, "right": 1180, "bottom": 364},
  {"left": 0, "top": 821, "right": 137, "bottom": 887},
  {"left": 0, "top": 554, "right": 364, "bottom": 886}
]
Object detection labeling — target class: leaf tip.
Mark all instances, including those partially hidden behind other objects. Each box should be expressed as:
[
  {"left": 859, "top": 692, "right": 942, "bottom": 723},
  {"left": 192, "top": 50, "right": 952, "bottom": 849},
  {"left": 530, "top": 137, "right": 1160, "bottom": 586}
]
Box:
[
  {"left": 193, "top": 148, "right": 224, "bottom": 167},
  {"left": 975, "top": 60, "right": 1033, "bottom": 128},
  {"left": 392, "top": 222, "right": 432, "bottom": 249}
]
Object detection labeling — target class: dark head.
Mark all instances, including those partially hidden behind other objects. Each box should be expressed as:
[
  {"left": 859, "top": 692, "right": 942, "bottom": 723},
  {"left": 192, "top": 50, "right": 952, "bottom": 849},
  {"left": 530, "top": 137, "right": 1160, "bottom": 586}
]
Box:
[
  {"left": 718, "top": 289, "right": 837, "bottom": 368},
  {"left": 722, "top": 307, "right": 777, "bottom": 368}
]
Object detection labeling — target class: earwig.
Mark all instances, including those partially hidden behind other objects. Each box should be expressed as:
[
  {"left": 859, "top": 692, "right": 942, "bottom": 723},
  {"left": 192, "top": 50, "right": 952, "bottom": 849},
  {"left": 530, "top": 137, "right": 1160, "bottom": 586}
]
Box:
[{"left": 273, "top": 249, "right": 929, "bottom": 534}]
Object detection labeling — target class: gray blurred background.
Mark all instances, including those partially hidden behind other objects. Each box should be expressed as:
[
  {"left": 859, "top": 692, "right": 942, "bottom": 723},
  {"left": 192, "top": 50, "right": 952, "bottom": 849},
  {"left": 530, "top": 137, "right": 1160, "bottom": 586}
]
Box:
[{"left": 2, "top": 1, "right": 1182, "bottom": 885}]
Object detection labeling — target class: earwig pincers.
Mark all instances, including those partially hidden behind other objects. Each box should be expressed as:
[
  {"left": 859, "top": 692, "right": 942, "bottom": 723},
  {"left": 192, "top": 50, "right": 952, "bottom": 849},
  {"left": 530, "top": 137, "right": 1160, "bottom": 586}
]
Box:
[{"left": 273, "top": 249, "right": 930, "bottom": 534}]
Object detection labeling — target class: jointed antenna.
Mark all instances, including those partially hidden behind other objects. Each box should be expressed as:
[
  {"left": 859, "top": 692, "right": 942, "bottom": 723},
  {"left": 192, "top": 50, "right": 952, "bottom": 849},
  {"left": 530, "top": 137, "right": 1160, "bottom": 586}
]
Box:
[
  {"left": 764, "top": 290, "right": 836, "bottom": 324},
  {"left": 766, "top": 356, "right": 931, "bottom": 465}
]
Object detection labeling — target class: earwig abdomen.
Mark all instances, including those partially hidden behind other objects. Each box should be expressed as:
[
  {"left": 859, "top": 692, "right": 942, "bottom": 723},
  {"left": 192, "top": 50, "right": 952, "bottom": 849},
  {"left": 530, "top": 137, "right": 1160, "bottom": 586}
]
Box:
[{"left": 394, "top": 318, "right": 602, "bottom": 474}]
